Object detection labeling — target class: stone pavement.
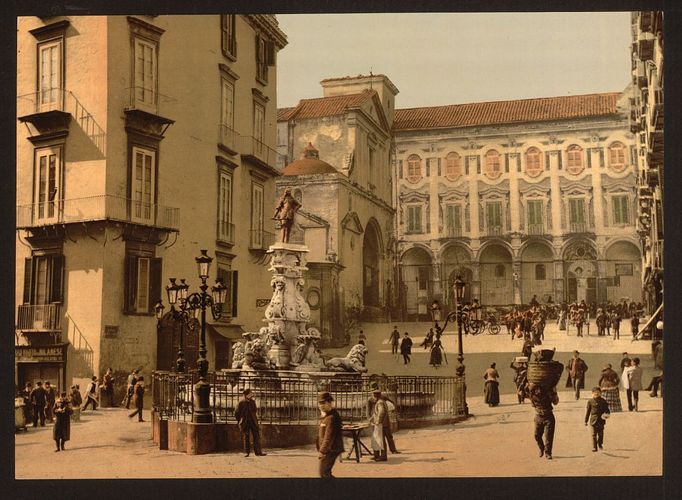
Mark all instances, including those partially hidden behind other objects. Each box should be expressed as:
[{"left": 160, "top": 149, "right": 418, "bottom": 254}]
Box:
[{"left": 15, "top": 392, "right": 662, "bottom": 479}]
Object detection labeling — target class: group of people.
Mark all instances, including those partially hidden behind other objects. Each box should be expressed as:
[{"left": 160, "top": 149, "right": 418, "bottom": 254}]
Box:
[
  {"left": 503, "top": 306, "right": 547, "bottom": 345},
  {"left": 557, "top": 299, "right": 644, "bottom": 339},
  {"left": 19, "top": 380, "right": 75, "bottom": 452},
  {"left": 388, "top": 326, "right": 414, "bottom": 365}
]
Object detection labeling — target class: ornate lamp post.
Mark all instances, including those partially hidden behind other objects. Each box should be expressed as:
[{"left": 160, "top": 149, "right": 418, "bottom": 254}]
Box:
[
  {"left": 434, "top": 275, "right": 466, "bottom": 371},
  {"left": 154, "top": 249, "right": 228, "bottom": 424}
]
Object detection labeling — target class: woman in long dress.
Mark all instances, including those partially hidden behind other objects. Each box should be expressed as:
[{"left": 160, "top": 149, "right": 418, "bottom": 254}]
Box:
[
  {"left": 484, "top": 363, "right": 500, "bottom": 407},
  {"left": 598, "top": 363, "right": 622, "bottom": 411},
  {"left": 429, "top": 338, "right": 444, "bottom": 368}
]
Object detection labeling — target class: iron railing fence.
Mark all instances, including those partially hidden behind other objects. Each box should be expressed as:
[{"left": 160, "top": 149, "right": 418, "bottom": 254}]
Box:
[
  {"left": 17, "top": 303, "right": 61, "bottom": 331},
  {"left": 152, "top": 370, "right": 467, "bottom": 425},
  {"left": 16, "top": 195, "right": 179, "bottom": 230}
]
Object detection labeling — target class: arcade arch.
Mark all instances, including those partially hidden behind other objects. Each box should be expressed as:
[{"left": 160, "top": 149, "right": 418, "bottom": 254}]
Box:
[{"left": 479, "top": 243, "right": 513, "bottom": 306}]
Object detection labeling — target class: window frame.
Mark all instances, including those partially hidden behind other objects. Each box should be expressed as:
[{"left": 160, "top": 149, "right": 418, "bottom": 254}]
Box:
[
  {"left": 130, "top": 145, "right": 157, "bottom": 224},
  {"left": 486, "top": 201, "right": 503, "bottom": 232},
  {"left": 23, "top": 253, "right": 64, "bottom": 306},
  {"left": 527, "top": 199, "right": 543, "bottom": 226},
  {"left": 217, "top": 169, "right": 234, "bottom": 243},
  {"left": 124, "top": 251, "right": 162, "bottom": 315},
  {"left": 37, "top": 37, "right": 64, "bottom": 111},
  {"left": 220, "top": 14, "right": 237, "bottom": 59},
  {"left": 566, "top": 145, "right": 584, "bottom": 175},
  {"left": 608, "top": 141, "right": 628, "bottom": 172},
  {"left": 445, "top": 152, "right": 462, "bottom": 181},
  {"left": 524, "top": 147, "right": 543, "bottom": 177},
  {"left": 250, "top": 181, "right": 265, "bottom": 247},
  {"left": 484, "top": 150, "right": 502, "bottom": 179},
  {"left": 569, "top": 197, "right": 586, "bottom": 224},
  {"left": 33, "top": 145, "right": 63, "bottom": 224},
  {"left": 612, "top": 194, "right": 630, "bottom": 225},
  {"left": 406, "top": 204, "right": 423, "bottom": 234},
  {"left": 445, "top": 203, "right": 462, "bottom": 235},
  {"left": 535, "top": 264, "right": 547, "bottom": 281},
  {"left": 406, "top": 155, "right": 422, "bottom": 183},
  {"left": 255, "top": 33, "right": 268, "bottom": 84},
  {"left": 132, "top": 35, "right": 158, "bottom": 109}
]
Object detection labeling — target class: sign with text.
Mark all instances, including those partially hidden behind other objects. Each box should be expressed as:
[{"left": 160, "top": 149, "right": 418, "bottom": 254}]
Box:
[{"left": 15, "top": 344, "right": 67, "bottom": 363}]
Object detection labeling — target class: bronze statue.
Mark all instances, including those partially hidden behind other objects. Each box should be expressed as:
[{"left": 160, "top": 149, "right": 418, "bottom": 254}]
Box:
[{"left": 273, "top": 188, "right": 301, "bottom": 243}]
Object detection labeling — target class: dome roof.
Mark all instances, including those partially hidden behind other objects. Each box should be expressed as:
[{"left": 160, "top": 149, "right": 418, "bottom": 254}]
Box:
[{"left": 282, "top": 143, "right": 337, "bottom": 176}]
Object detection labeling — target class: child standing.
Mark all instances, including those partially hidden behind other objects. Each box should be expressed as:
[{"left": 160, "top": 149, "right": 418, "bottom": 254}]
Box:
[{"left": 584, "top": 387, "right": 611, "bottom": 452}]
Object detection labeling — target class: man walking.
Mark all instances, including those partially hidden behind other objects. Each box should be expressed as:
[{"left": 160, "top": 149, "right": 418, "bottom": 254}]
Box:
[
  {"left": 128, "top": 376, "right": 145, "bottom": 422},
  {"left": 389, "top": 326, "right": 400, "bottom": 355},
  {"left": 234, "top": 388, "right": 267, "bottom": 457},
  {"left": 30, "top": 381, "right": 47, "bottom": 427},
  {"left": 585, "top": 387, "right": 610, "bottom": 452},
  {"left": 612, "top": 311, "right": 621, "bottom": 340},
  {"left": 316, "top": 392, "right": 344, "bottom": 478},
  {"left": 566, "top": 351, "right": 588, "bottom": 400},
  {"left": 122, "top": 369, "right": 139, "bottom": 409},
  {"left": 21, "top": 382, "right": 34, "bottom": 427},
  {"left": 529, "top": 382, "right": 559, "bottom": 460},
  {"left": 400, "top": 332, "right": 413, "bottom": 365},
  {"left": 625, "top": 357, "right": 643, "bottom": 411},
  {"left": 82, "top": 376, "right": 99, "bottom": 411}
]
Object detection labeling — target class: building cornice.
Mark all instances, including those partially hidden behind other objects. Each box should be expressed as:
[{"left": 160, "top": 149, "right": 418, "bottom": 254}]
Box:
[{"left": 244, "top": 15, "right": 288, "bottom": 49}]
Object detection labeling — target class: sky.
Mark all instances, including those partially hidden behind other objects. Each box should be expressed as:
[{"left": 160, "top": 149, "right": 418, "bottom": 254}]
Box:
[{"left": 276, "top": 12, "right": 633, "bottom": 110}]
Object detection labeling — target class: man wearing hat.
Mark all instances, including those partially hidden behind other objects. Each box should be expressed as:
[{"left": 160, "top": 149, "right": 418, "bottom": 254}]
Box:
[
  {"left": 234, "top": 388, "right": 266, "bottom": 457},
  {"left": 565, "top": 351, "right": 588, "bottom": 400},
  {"left": 316, "top": 392, "right": 344, "bottom": 477}
]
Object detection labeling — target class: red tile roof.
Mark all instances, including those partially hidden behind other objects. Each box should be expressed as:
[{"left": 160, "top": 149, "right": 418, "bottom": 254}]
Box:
[
  {"left": 277, "top": 90, "right": 375, "bottom": 121},
  {"left": 393, "top": 92, "right": 621, "bottom": 131}
]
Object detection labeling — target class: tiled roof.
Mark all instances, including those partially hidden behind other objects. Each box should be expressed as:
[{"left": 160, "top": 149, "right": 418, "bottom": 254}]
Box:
[
  {"left": 277, "top": 107, "right": 297, "bottom": 121},
  {"left": 393, "top": 92, "right": 621, "bottom": 131},
  {"left": 277, "top": 90, "right": 375, "bottom": 121}
]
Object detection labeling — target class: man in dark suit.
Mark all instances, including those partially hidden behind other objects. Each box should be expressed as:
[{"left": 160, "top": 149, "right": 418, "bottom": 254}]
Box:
[
  {"left": 585, "top": 387, "right": 610, "bottom": 452},
  {"left": 128, "top": 376, "right": 145, "bottom": 422},
  {"left": 400, "top": 332, "right": 413, "bottom": 365},
  {"left": 566, "top": 350, "right": 588, "bottom": 400},
  {"left": 316, "top": 391, "right": 344, "bottom": 478},
  {"left": 388, "top": 326, "right": 400, "bottom": 355},
  {"left": 30, "top": 381, "right": 47, "bottom": 427},
  {"left": 234, "top": 388, "right": 266, "bottom": 457}
]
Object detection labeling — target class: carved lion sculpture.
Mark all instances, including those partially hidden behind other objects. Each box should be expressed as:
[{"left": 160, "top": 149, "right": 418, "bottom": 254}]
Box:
[{"left": 325, "top": 343, "right": 368, "bottom": 372}]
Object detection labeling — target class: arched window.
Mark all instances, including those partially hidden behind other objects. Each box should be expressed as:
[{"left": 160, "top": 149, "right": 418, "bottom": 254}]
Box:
[
  {"left": 484, "top": 150, "right": 501, "bottom": 179},
  {"left": 524, "top": 147, "right": 543, "bottom": 177},
  {"left": 495, "top": 264, "right": 506, "bottom": 278},
  {"left": 566, "top": 145, "right": 584, "bottom": 174},
  {"left": 406, "top": 154, "right": 422, "bottom": 183},
  {"left": 535, "top": 264, "right": 546, "bottom": 280},
  {"left": 445, "top": 152, "right": 462, "bottom": 181},
  {"left": 608, "top": 141, "right": 627, "bottom": 172}
]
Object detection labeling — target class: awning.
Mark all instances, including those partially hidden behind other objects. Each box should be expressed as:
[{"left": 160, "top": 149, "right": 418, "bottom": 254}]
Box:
[
  {"left": 206, "top": 323, "right": 245, "bottom": 342},
  {"left": 636, "top": 302, "right": 663, "bottom": 339}
]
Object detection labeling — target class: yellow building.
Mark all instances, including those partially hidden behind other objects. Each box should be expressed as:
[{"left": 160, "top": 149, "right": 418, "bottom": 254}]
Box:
[
  {"left": 276, "top": 75, "right": 397, "bottom": 343},
  {"left": 15, "top": 15, "right": 287, "bottom": 394},
  {"left": 394, "top": 90, "right": 642, "bottom": 316}
]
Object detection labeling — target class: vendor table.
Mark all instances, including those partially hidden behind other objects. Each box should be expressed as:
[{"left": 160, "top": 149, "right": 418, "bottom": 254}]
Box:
[{"left": 342, "top": 423, "right": 372, "bottom": 463}]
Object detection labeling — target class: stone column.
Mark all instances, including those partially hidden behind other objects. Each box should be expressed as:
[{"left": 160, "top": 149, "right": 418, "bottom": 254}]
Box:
[
  {"left": 509, "top": 155, "right": 520, "bottom": 232},
  {"left": 432, "top": 259, "right": 442, "bottom": 301},
  {"left": 470, "top": 177, "right": 480, "bottom": 239},
  {"left": 549, "top": 151, "right": 562, "bottom": 236},
  {"left": 471, "top": 262, "right": 481, "bottom": 301},
  {"left": 553, "top": 260, "right": 565, "bottom": 303}
]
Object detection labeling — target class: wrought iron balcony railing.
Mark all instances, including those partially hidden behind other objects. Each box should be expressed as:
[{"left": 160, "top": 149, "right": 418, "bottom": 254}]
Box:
[
  {"left": 16, "top": 195, "right": 179, "bottom": 230},
  {"left": 238, "top": 135, "right": 285, "bottom": 170},
  {"left": 444, "top": 226, "right": 463, "bottom": 238},
  {"left": 569, "top": 222, "right": 590, "bottom": 233},
  {"left": 527, "top": 224, "right": 545, "bottom": 235},
  {"left": 17, "top": 303, "right": 62, "bottom": 332},
  {"left": 17, "top": 88, "right": 106, "bottom": 156},
  {"left": 249, "top": 229, "right": 275, "bottom": 250},
  {"left": 485, "top": 226, "right": 503, "bottom": 237}
]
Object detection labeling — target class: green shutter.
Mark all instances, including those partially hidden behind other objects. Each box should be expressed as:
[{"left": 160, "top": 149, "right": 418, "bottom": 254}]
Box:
[
  {"left": 23, "top": 258, "right": 32, "bottom": 304},
  {"left": 49, "top": 255, "right": 64, "bottom": 303},
  {"left": 124, "top": 255, "right": 138, "bottom": 313}
]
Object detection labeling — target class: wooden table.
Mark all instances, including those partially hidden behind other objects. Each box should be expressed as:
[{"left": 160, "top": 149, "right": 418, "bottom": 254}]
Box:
[{"left": 342, "top": 423, "right": 372, "bottom": 463}]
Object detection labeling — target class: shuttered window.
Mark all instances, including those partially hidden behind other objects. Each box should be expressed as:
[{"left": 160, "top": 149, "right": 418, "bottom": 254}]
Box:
[
  {"left": 407, "top": 205, "right": 422, "bottom": 233},
  {"left": 612, "top": 195, "right": 630, "bottom": 224},
  {"left": 23, "top": 255, "right": 64, "bottom": 305},
  {"left": 124, "top": 254, "right": 162, "bottom": 314},
  {"left": 569, "top": 198, "right": 586, "bottom": 224},
  {"left": 527, "top": 200, "right": 543, "bottom": 225}
]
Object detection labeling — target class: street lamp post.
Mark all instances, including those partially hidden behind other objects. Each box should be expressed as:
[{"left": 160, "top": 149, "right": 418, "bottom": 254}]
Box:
[
  {"left": 154, "top": 249, "right": 228, "bottom": 424},
  {"left": 434, "top": 275, "right": 466, "bottom": 371}
]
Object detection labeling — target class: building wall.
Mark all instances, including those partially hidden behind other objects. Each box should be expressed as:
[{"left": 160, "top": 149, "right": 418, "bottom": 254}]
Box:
[
  {"left": 16, "top": 15, "right": 287, "bottom": 387},
  {"left": 395, "top": 106, "right": 642, "bottom": 311}
]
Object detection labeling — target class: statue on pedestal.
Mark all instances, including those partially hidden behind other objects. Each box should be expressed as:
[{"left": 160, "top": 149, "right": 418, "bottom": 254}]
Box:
[{"left": 273, "top": 188, "right": 301, "bottom": 244}]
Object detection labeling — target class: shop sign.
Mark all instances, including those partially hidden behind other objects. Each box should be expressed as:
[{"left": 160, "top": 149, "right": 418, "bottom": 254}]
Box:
[{"left": 15, "top": 345, "right": 65, "bottom": 362}]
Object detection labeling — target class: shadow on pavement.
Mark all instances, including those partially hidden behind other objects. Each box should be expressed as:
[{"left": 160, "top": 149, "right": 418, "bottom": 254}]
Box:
[{"left": 601, "top": 452, "right": 631, "bottom": 458}]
